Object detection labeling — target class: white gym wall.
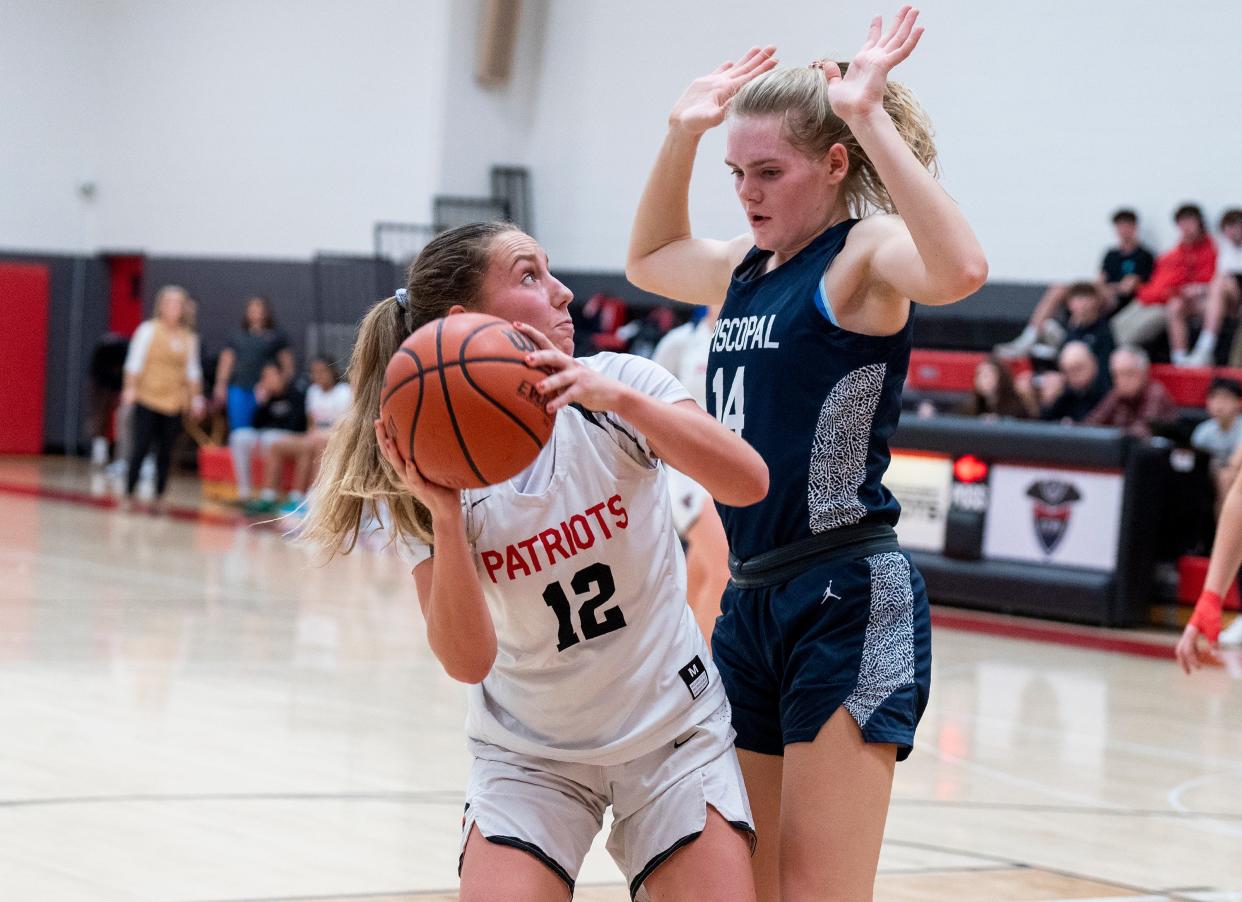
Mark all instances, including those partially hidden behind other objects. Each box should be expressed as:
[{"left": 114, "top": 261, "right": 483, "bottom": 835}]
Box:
[{"left": 2, "top": 0, "right": 1239, "bottom": 280}]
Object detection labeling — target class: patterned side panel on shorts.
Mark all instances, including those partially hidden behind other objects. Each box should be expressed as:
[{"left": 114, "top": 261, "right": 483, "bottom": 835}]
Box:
[
  {"left": 808, "top": 363, "right": 886, "bottom": 533},
  {"left": 843, "top": 552, "right": 915, "bottom": 728}
]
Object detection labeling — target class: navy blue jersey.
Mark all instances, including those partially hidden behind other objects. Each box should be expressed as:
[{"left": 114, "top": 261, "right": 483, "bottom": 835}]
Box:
[{"left": 706, "top": 219, "right": 914, "bottom": 560}]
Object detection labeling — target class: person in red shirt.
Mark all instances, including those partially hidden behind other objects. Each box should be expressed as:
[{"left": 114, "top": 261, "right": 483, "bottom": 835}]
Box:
[
  {"left": 1085, "top": 345, "right": 1177, "bottom": 438},
  {"left": 1110, "top": 204, "right": 1216, "bottom": 350}
]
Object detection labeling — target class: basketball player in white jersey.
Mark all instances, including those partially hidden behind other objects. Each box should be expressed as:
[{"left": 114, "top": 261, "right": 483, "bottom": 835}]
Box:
[
  {"left": 652, "top": 308, "right": 732, "bottom": 642},
  {"left": 303, "top": 222, "right": 768, "bottom": 902}
]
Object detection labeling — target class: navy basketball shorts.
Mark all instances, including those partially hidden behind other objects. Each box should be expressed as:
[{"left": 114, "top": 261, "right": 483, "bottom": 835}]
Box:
[{"left": 711, "top": 549, "right": 931, "bottom": 760}]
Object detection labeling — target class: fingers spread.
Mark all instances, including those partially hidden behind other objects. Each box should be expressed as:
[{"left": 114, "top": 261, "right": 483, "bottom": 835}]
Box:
[
  {"left": 891, "top": 25, "right": 924, "bottom": 62},
  {"left": 884, "top": 4, "right": 914, "bottom": 44},
  {"left": 512, "top": 321, "right": 556, "bottom": 351},
  {"left": 525, "top": 349, "right": 572, "bottom": 372},
  {"left": 862, "top": 14, "right": 882, "bottom": 49},
  {"left": 888, "top": 8, "right": 918, "bottom": 52}
]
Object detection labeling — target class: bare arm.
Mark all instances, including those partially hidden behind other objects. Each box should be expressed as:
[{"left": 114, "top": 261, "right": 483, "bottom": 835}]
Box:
[
  {"left": 517, "top": 324, "right": 768, "bottom": 507},
  {"left": 377, "top": 421, "right": 496, "bottom": 683},
  {"left": 277, "top": 347, "right": 295, "bottom": 382},
  {"left": 626, "top": 47, "right": 777, "bottom": 306},
  {"left": 1176, "top": 461, "right": 1242, "bottom": 673},
  {"left": 829, "top": 9, "right": 987, "bottom": 305},
  {"left": 410, "top": 506, "right": 497, "bottom": 684},
  {"left": 1204, "top": 468, "right": 1242, "bottom": 597},
  {"left": 615, "top": 396, "right": 767, "bottom": 507},
  {"left": 214, "top": 348, "right": 235, "bottom": 404}
]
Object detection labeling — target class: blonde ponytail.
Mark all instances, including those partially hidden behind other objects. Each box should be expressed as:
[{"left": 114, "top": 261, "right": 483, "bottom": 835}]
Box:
[{"left": 301, "top": 221, "right": 520, "bottom": 558}]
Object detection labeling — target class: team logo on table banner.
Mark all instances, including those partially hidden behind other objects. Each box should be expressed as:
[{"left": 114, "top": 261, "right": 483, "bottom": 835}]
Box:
[
  {"left": 982, "top": 465, "right": 1122, "bottom": 570},
  {"left": 1026, "top": 479, "right": 1083, "bottom": 554}
]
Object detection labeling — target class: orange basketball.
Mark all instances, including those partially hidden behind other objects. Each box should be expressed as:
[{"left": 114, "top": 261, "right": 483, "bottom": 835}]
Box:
[{"left": 380, "top": 312, "right": 556, "bottom": 489}]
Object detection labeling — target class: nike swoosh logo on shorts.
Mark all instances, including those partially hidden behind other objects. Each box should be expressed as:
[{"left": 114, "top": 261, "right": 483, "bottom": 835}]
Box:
[{"left": 673, "top": 731, "right": 699, "bottom": 749}]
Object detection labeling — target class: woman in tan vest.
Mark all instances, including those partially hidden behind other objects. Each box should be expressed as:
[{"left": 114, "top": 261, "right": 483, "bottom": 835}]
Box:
[{"left": 121, "top": 285, "right": 205, "bottom": 510}]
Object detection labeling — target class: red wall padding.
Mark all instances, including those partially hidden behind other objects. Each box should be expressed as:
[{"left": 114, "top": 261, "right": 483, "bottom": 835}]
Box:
[{"left": 0, "top": 263, "right": 51, "bottom": 453}]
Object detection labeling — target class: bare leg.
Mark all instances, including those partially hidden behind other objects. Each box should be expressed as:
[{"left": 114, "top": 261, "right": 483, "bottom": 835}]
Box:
[
  {"left": 779, "top": 708, "right": 897, "bottom": 902},
  {"left": 294, "top": 432, "right": 330, "bottom": 494},
  {"left": 459, "top": 825, "right": 571, "bottom": 902},
  {"left": 643, "top": 806, "right": 757, "bottom": 902},
  {"left": 1203, "top": 274, "right": 1236, "bottom": 335},
  {"left": 262, "top": 436, "right": 305, "bottom": 494},
  {"left": 738, "top": 749, "right": 784, "bottom": 902},
  {"left": 1167, "top": 292, "right": 1192, "bottom": 356}
]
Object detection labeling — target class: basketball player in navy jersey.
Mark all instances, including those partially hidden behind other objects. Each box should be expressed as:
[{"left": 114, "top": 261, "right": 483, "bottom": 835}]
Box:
[
  {"left": 628, "top": 8, "right": 988, "bottom": 899},
  {"left": 305, "top": 223, "right": 768, "bottom": 901}
]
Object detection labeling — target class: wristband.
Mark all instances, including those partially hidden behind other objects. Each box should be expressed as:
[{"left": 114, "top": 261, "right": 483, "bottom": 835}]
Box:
[{"left": 1189, "top": 590, "right": 1223, "bottom": 643}]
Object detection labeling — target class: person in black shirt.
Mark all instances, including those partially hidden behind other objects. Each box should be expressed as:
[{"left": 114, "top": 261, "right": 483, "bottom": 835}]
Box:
[
  {"left": 227, "top": 362, "right": 306, "bottom": 506},
  {"left": 1017, "top": 341, "right": 1110, "bottom": 423},
  {"left": 1061, "top": 282, "right": 1116, "bottom": 366},
  {"left": 212, "top": 296, "right": 294, "bottom": 431},
  {"left": 997, "top": 209, "right": 1154, "bottom": 358}
]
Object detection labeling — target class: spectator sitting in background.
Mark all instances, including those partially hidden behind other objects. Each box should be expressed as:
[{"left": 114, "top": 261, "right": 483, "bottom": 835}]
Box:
[
  {"left": 1177, "top": 208, "right": 1242, "bottom": 366},
  {"left": 956, "top": 356, "right": 1033, "bottom": 420},
  {"left": 1020, "top": 341, "right": 1110, "bottom": 423},
  {"left": 996, "top": 209, "right": 1154, "bottom": 359},
  {"left": 247, "top": 356, "right": 352, "bottom": 515},
  {"left": 1171, "top": 209, "right": 1242, "bottom": 366},
  {"left": 213, "top": 296, "right": 295, "bottom": 432},
  {"left": 1191, "top": 378, "right": 1242, "bottom": 511},
  {"left": 1024, "top": 281, "right": 1116, "bottom": 368},
  {"left": 229, "top": 362, "right": 306, "bottom": 508},
  {"left": 1085, "top": 346, "right": 1177, "bottom": 438},
  {"left": 1112, "top": 204, "right": 1216, "bottom": 354}
]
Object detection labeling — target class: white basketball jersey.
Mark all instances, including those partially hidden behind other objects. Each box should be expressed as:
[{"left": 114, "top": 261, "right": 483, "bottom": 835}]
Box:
[
  {"left": 652, "top": 318, "right": 713, "bottom": 410},
  {"left": 400, "top": 353, "right": 724, "bottom": 766}
]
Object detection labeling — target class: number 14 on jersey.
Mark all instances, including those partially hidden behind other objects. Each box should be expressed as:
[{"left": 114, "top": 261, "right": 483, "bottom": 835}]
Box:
[{"left": 711, "top": 366, "right": 746, "bottom": 435}]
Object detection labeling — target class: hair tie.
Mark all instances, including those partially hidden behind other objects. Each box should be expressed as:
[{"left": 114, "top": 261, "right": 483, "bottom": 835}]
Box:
[{"left": 395, "top": 288, "right": 409, "bottom": 310}]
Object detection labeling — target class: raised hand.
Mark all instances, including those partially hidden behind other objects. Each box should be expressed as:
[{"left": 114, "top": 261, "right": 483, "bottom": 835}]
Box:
[
  {"left": 513, "top": 321, "right": 627, "bottom": 415},
  {"left": 669, "top": 46, "right": 779, "bottom": 135},
  {"left": 821, "top": 6, "right": 924, "bottom": 123}
]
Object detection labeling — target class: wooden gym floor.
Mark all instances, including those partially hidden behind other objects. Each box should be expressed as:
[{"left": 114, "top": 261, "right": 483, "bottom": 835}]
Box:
[{"left": 1, "top": 456, "right": 1239, "bottom": 901}]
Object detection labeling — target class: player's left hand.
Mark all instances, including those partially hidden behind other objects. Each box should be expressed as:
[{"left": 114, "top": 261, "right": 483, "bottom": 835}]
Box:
[
  {"left": 821, "top": 5, "right": 923, "bottom": 123},
  {"left": 513, "top": 321, "right": 627, "bottom": 415}
]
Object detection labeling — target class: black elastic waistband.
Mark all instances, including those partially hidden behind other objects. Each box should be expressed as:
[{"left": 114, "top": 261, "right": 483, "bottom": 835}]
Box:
[{"left": 728, "top": 523, "right": 901, "bottom": 589}]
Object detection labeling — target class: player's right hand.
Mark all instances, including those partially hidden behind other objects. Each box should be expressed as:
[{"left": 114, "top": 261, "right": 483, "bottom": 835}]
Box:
[
  {"left": 373, "top": 419, "right": 460, "bottom": 516},
  {"left": 668, "top": 46, "right": 778, "bottom": 135}
]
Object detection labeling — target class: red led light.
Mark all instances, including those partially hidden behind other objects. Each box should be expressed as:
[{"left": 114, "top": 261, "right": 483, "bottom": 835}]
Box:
[{"left": 954, "top": 455, "right": 989, "bottom": 484}]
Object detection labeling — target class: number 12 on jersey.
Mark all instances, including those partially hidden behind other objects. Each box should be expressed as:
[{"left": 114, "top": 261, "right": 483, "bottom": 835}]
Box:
[{"left": 711, "top": 366, "right": 746, "bottom": 434}]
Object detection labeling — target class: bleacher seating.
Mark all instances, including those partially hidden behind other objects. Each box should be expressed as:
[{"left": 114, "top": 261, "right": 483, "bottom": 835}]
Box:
[{"left": 907, "top": 348, "right": 1242, "bottom": 409}]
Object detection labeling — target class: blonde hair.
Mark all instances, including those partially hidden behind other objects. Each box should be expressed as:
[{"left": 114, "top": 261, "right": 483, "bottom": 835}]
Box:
[
  {"left": 300, "top": 221, "right": 520, "bottom": 558},
  {"left": 152, "top": 284, "right": 189, "bottom": 322},
  {"left": 730, "top": 63, "right": 938, "bottom": 217}
]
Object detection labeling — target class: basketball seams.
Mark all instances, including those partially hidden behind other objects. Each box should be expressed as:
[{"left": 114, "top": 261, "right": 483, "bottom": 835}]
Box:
[
  {"left": 459, "top": 324, "right": 549, "bottom": 454},
  {"left": 406, "top": 348, "right": 425, "bottom": 463},
  {"left": 382, "top": 313, "right": 556, "bottom": 490},
  {"left": 435, "top": 319, "right": 488, "bottom": 486}
]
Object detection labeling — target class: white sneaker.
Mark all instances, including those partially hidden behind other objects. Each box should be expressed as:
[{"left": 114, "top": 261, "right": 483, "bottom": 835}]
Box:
[
  {"left": 1181, "top": 345, "right": 1214, "bottom": 367},
  {"left": 1218, "top": 614, "right": 1242, "bottom": 646},
  {"left": 995, "top": 327, "right": 1038, "bottom": 359},
  {"left": 91, "top": 437, "right": 109, "bottom": 467}
]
